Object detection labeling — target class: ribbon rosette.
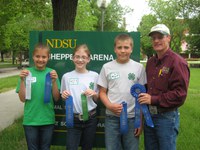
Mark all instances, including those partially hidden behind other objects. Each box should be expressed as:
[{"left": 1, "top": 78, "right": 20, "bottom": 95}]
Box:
[{"left": 130, "top": 84, "right": 154, "bottom": 128}]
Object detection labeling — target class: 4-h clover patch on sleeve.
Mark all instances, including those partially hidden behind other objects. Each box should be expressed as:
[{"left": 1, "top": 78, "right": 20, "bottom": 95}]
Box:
[{"left": 89, "top": 82, "right": 94, "bottom": 90}]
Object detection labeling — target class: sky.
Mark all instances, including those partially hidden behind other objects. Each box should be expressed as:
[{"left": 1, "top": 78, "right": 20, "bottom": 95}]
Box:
[{"left": 118, "top": 0, "right": 151, "bottom": 31}]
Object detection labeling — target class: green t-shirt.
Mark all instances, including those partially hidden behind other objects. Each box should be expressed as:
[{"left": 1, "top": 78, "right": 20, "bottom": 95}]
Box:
[{"left": 16, "top": 67, "right": 60, "bottom": 125}]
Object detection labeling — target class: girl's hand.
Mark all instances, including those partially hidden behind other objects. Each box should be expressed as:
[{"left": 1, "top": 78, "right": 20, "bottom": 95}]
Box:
[
  {"left": 83, "top": 88, "right": 97, "bottom": 97},
  {"left": 50, "top": 70, "right": 58, "bottom": 83},
  {"left": 61, "top": 90, "right": 71, "bottom": 100},
  {"left": 19, "top": 70, "right": 29, "bottom": 81}
]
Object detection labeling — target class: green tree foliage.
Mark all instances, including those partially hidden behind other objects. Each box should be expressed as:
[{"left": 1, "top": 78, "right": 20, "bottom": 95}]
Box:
[
  {"left": 148, "top": 0, "right": 188, "bottom": 53},
  {"left": 75, "top": 0, "right": 98, "bottom": 31},
  {"left": 138, "top": 0, "right": 200, "bottom": 57},
  {"left": 137, "top": 15, "right": 158, "bottom": 58},
  {"left": 0, "top": 0, "right": 130, "bottom": 63},
  {"left": 184, "top": 0, "right": 200, "bottom": 55},
  {"left": 0, "top": 0, "right": 52, "bottom": 63},
  {"left": 75, "top": 0, "right": 128, "bottom": 32},
  {"left": 100, "top": 0, "right": 127, "bottom": 32}
]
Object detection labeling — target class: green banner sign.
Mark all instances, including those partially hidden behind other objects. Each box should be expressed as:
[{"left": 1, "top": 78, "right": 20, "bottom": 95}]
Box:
[{"left": 29, "top": 31, "right": 140, "bottom": 147}]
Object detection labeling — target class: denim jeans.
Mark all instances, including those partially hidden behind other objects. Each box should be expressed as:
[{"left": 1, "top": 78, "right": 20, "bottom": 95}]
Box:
[
  {"left": 105, "top": 115, "right": 139, "bottom": 150},
  {"left": 23, "top": 124, "right": 54, "bottom": 150},
  {"left": 66, "top": 114, "right": 97, "bottom": 150},
  {"left": 144, "top": 110, "right": 179, "bottom": 150}
]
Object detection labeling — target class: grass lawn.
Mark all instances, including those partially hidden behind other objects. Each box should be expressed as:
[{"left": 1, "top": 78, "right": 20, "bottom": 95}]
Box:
[
  {"left": 0, "top": 61, "right": 19, "bottom": 68},
  {"left": 0, "top": 68, "right": 199, "bottom": 150},
  {"left": 0, "top": 75, "right": 18, "bottom": 93}
]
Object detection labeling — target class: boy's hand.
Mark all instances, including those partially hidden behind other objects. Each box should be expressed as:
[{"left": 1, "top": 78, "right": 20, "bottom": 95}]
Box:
[{"left": 108, "top": 103, "right": 123, "bottom": 116}]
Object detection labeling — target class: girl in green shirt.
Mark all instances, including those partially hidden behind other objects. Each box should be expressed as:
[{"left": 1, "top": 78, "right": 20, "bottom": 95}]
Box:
[{"left": 16, "top": 43, "right": 60, "bottom": 150}]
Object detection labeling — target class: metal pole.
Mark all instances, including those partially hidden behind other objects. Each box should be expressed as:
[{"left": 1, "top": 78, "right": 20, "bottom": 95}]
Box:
[{"left": 101, "top": 8, "right": 105, "bottom": 31}]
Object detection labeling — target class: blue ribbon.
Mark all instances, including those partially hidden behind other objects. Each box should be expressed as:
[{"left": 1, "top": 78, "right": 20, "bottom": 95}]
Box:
[
  {"left": 44, "top": 72, "right": 52, "bottom": 104},
  {"left": 65, "top": 96, "right": 74, "bottom": 128},
  {"left": 130, "top": 84, "right": 154, "bottom": 128},
  {"left": 120, "top": 101, "right": 128, "bottom": 134}
]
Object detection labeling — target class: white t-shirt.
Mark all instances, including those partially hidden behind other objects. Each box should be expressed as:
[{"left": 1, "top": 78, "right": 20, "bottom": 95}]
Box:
[
  {"left": 61, "top": 70, "right": 99, "bottom": 114},
  {"left": 97, "top": 59, "right": 147, "bottom": 118}
]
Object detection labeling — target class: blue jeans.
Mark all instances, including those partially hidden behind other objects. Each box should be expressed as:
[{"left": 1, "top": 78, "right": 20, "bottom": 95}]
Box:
[
  {"left": 105, "top": 115, "right": 139, "bottom": 150},
  {"left": 66, "top": 114, "right": 97, "bottom": 150},
  {"left": 144, "top": 110, "right": 179, "bottom": 150},
  {"left": 23, "top": 124, "right": 54, "bottom": 150}
]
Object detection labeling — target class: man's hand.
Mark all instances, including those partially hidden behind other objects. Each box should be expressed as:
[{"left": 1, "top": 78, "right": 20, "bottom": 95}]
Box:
[{"left": 138, "top": 93, "right": 151, "bottom": 105}]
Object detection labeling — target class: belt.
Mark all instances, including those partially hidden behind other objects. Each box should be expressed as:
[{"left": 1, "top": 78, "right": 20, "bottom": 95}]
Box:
[
  {"left": 149, "top": 105, "right": 177, "bottom": 114},
  {"left": 157, "top": 107, "right": 177, "bottom": 114},
  {"left": 74, "top": 109, "right": 96, "bottom": 121}
]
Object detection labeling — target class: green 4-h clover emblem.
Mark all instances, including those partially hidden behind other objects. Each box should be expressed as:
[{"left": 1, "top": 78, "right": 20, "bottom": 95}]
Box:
[
  {"left": 89, "top": 82, "right": 94, "bottom": 90},
  {"left": 128, "top": 73, "right": 135, "bottom": 80}
]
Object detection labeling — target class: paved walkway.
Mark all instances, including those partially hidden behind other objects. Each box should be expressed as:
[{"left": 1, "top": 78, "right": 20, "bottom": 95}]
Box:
[
  {"left": 0, "top": 67, "right": 23, "bottom": 131},
  {"left": 0, "top": 89, "right": 24, "bottom": 132},
  {"left": 0, "top": 67, "right": 21, "bottom": 78}
]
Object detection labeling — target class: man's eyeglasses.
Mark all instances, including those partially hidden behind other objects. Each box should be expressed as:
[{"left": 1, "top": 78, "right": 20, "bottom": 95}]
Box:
[
  {"left": 150, "top": 35, "right": 166, "bottom": 41},
  {"left": 73, "top": 55, "right": 89, "bottom": 60}
]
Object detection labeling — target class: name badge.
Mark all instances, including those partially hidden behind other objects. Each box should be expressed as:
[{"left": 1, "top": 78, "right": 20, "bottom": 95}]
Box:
[
  {"left": 108, "top": 72, "right": 120, "bottom": 80},
  {"left": 69, "top": 78, "right": 78, "bottom": 85},
  {"left": 31, "top": 77, "right": 36, "bottom": 83}
]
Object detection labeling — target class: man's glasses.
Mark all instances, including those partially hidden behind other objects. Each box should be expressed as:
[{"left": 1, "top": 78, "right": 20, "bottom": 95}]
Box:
[{"left": 150, "top": 35, "right": 166, "bottom": 41}]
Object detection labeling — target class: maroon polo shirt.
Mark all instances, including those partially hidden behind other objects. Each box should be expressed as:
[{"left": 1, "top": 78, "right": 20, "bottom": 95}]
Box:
[{"left": 146, "top": 48, "right": 190, "bottom": 108}]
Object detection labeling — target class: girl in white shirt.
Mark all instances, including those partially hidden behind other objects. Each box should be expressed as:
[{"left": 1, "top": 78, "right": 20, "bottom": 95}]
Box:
[{"left": 60, "top": 44, "right": 99, "bottom": 150}]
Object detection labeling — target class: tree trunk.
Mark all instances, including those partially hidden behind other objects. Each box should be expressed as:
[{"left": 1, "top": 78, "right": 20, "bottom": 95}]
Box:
[
  {"left": 51, "top": 0, "right": 78, "bottom": 30},
  {"left": 0, "top": 51, "right": 4, "bottom": 62}
]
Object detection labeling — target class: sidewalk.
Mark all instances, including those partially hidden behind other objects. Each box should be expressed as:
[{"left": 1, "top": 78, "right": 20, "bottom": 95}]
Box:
[
  {"left": 0, "top": 67, "right": 21, "bottom": 78},
  {"left": 0, "top": 90, "right": 24, "bottom": 132}
]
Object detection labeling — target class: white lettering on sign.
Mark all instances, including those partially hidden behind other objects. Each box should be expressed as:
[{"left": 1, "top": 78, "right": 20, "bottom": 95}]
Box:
[
  {"left": 50, "top": 53, "right": 114, "bottom": 61},
  {"left": 90, "top": 54, "right": 114, "bottom": 61},
  {"left": 97, "top": 123, "right": 105, "bottom": 128},
  {"left": 60, "top": 121, "right": 66, "bottom": 126},
  {"left": 54, "top": 105, "right": 63, "bottom": 110},
  {"left": 50, "top": 53, "right": 73, "bottom": 60}
]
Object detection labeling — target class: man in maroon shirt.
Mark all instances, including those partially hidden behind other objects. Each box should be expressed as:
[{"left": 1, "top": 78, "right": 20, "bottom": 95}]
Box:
[{"left": 138, "top": 24, "right": 190, "bottom": 150}]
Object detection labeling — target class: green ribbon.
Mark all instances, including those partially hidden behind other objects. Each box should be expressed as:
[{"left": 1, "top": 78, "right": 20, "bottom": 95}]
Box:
[{"left": 81, "top": 94, "right": 89, "bottom": 121}]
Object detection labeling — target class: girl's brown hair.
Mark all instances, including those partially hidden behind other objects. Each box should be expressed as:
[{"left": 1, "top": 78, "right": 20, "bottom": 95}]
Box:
[
  {"left": 33, "top": 43, "right": 50, "bottom": 56},
  {"left": 73, "top": 44, "right": 90, "bottom": 57}
]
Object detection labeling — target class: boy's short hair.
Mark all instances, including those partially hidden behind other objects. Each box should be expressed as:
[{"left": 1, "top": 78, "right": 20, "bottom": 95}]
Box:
[{"left": 114, "top": 33, "right": 134, "bottom": 47}]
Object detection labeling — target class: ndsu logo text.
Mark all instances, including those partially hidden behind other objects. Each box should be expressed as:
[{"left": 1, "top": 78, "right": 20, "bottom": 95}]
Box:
[{"left": 46, "top": 38, "right": 77, "bottom": 48}]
